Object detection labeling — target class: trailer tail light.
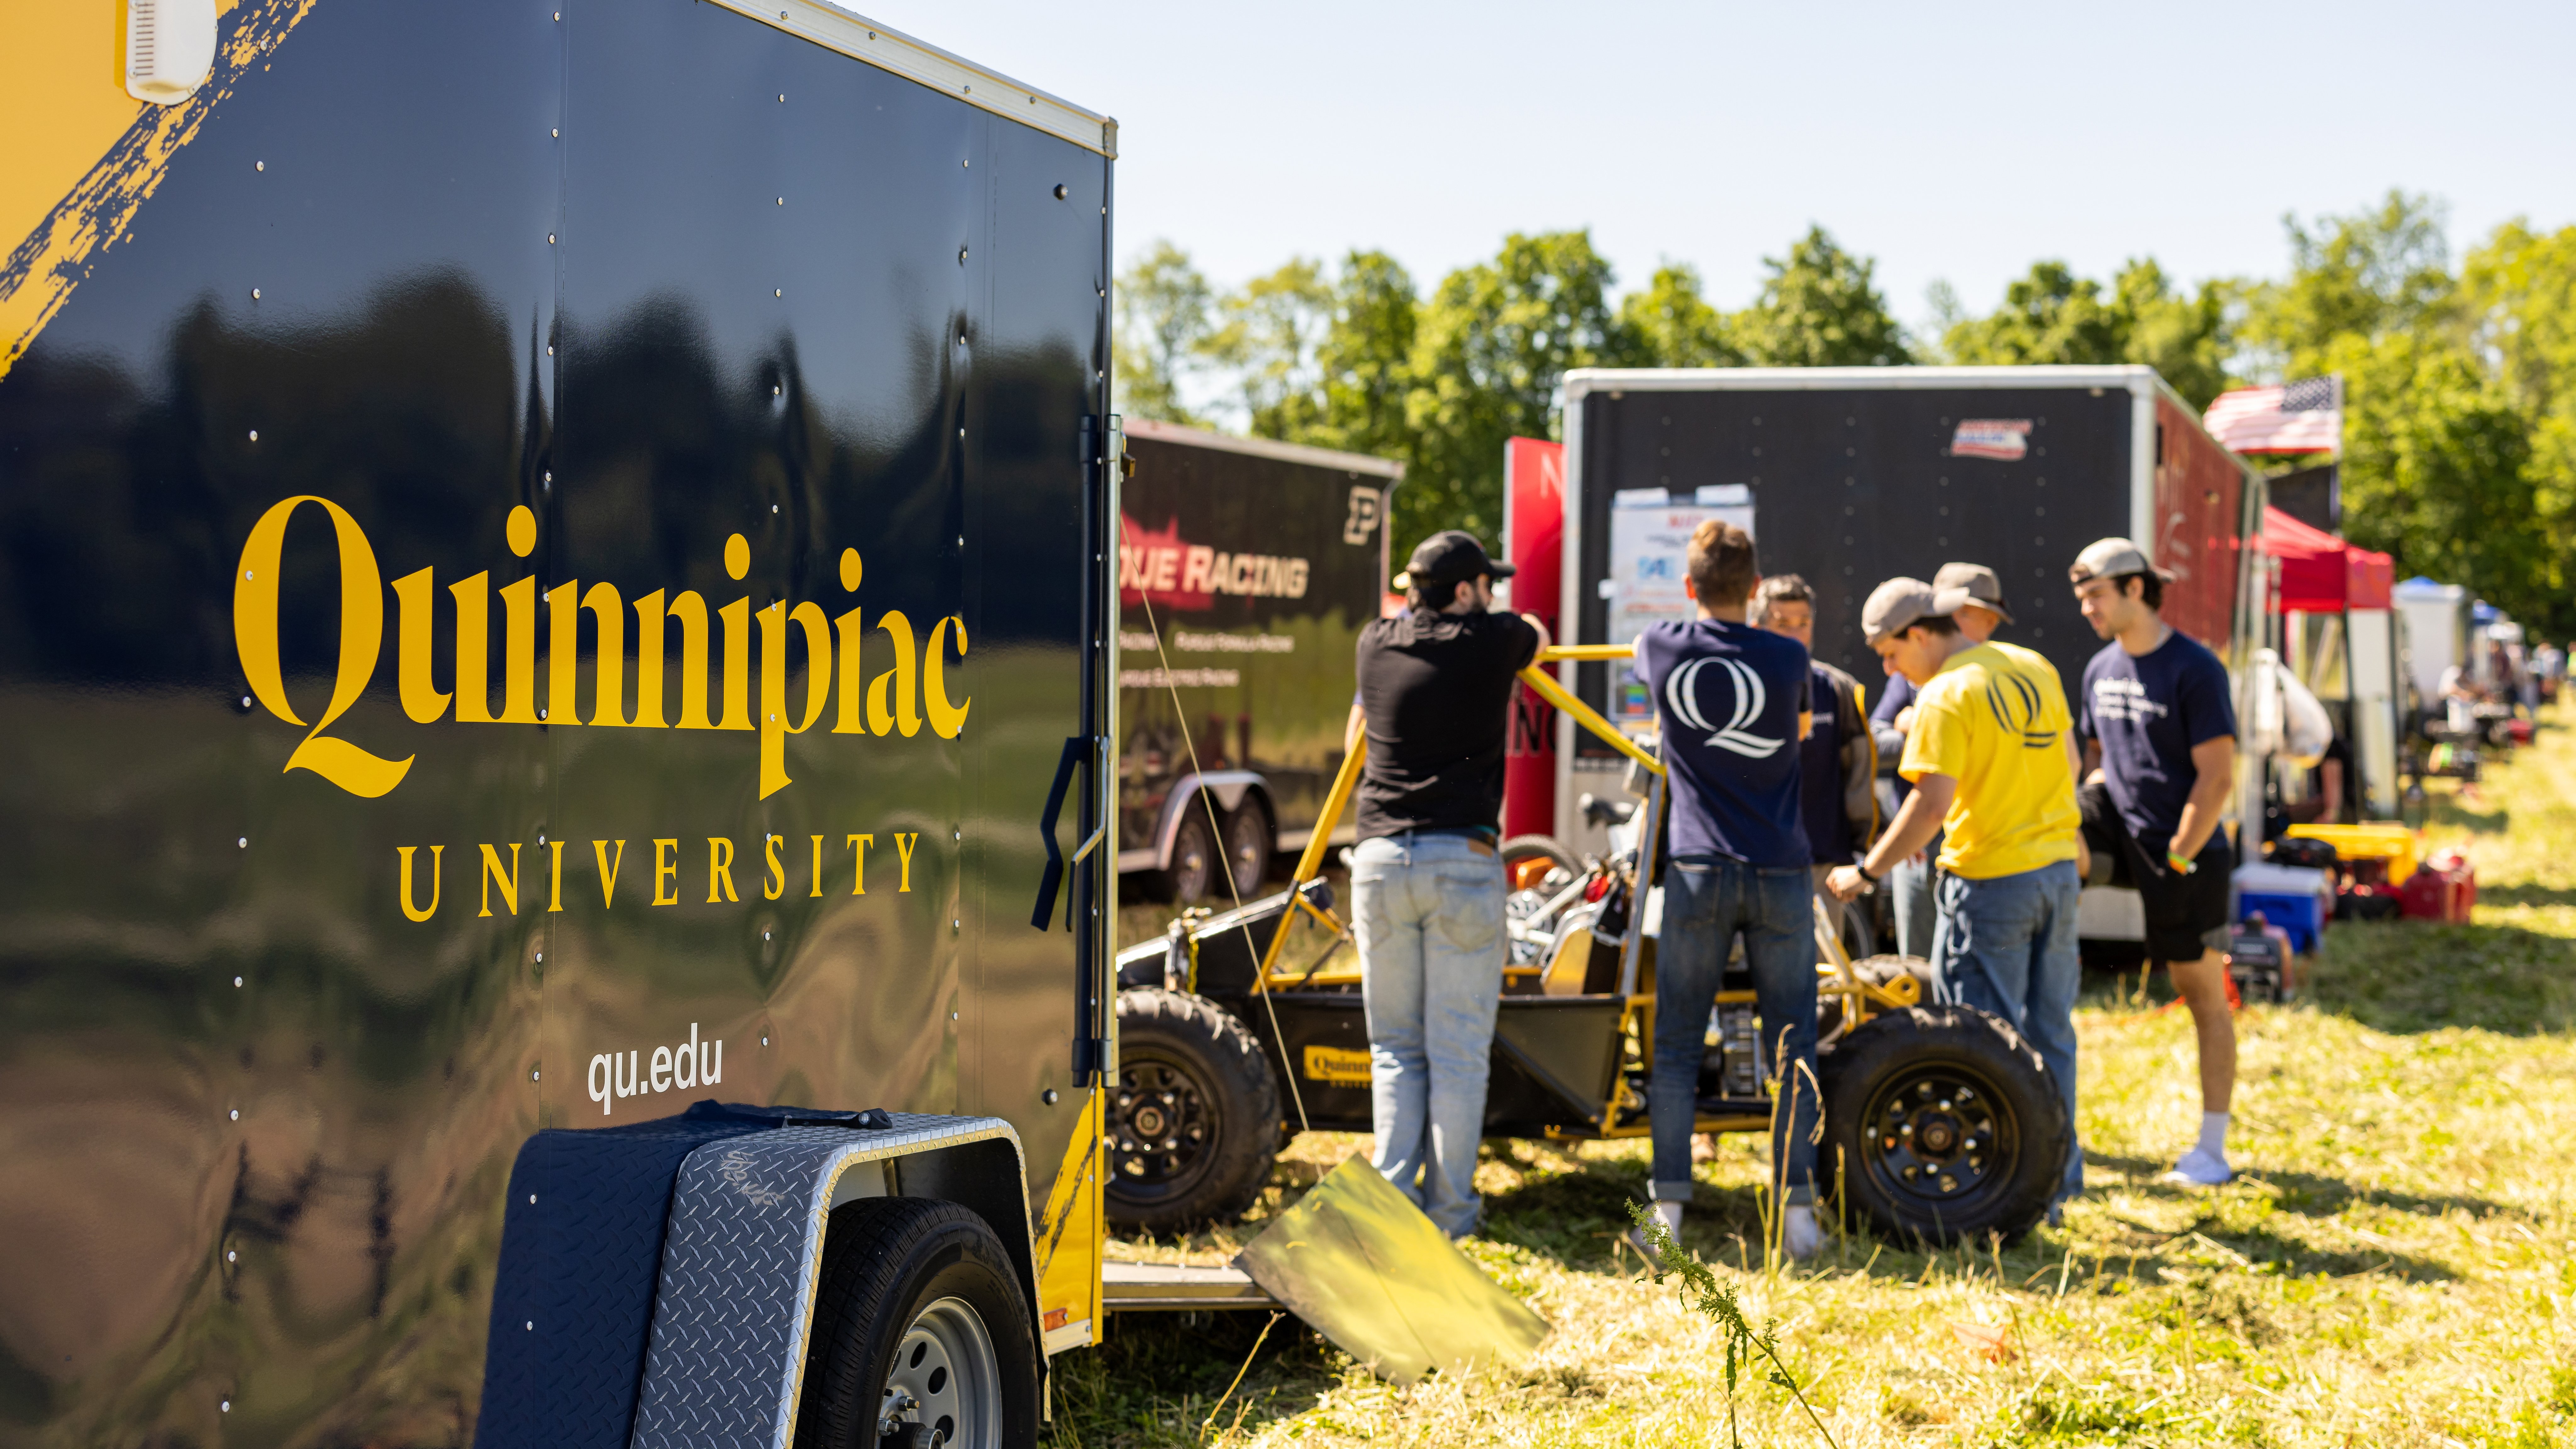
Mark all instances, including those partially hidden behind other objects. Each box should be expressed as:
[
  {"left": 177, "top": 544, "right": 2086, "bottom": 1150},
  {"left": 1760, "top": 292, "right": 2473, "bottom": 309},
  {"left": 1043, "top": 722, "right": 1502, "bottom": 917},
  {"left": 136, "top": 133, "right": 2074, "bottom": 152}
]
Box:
[{"left": 124, "top": 0, "right": 218, "bottom": 105}]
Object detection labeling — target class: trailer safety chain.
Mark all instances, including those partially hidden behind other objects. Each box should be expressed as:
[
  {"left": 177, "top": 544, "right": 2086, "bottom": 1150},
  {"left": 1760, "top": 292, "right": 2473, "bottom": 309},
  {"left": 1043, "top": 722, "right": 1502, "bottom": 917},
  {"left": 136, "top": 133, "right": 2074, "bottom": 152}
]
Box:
[{"left": 1135, "top": 590, "right": 1312, "bottom": 1136}]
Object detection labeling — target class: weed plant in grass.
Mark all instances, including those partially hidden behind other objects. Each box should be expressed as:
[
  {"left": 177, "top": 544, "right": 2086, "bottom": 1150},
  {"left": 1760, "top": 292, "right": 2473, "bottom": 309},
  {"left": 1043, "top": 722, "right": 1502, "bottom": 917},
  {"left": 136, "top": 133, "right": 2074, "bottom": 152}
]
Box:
[{"left": 1063, "top": 715, "right": 2576, "bottom": 1447}]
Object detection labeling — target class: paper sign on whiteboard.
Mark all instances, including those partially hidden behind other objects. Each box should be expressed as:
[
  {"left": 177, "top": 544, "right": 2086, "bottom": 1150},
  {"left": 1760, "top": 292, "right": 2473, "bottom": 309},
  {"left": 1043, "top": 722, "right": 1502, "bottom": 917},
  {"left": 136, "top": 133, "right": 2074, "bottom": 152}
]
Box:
[{"left": 1606, "top": 485, "right": 1754, "bottom": 730}]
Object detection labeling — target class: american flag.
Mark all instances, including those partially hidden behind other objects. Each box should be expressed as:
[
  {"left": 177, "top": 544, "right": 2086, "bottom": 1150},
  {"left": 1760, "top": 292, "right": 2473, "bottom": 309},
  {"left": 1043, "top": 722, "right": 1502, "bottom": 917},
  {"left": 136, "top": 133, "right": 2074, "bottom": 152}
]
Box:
[{"left": 2203, "top": 376, "right": 2342, "bottom": 455}]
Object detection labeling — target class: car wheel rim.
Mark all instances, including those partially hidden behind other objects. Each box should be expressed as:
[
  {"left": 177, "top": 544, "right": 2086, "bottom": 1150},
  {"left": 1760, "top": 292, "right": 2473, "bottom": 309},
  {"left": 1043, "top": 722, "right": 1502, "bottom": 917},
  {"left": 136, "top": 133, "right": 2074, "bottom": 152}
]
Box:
[
  {"left": 1224, "top": 814, "right": 1264, "bottom": 894},
  {"left": 1107, "top": 1056, "right": 1218, "bottom": 1206},
  {"left": 879, "top": 1295, "right": 1000, "bottom": 1449},
  {"left": 1860, "top": 1065, "right": 2018, "bottom": 1216}
]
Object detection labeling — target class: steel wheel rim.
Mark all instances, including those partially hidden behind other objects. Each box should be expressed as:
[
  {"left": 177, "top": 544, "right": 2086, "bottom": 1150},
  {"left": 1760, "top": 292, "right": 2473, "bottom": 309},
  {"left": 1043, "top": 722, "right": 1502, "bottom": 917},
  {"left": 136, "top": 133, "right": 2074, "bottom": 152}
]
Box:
[
  {"left": 1108, "top": 1056, "right": 1219, "bottom": 1205},
  {"left": 879, "top": 1295, "right": 1000, "bottom": 1449},
  {"left": 1859, "top": 1064, "right": 2018, "bottom": 1217},
  {"left": 1223, "top": 810, "right": 1266, "bottom": 895}
]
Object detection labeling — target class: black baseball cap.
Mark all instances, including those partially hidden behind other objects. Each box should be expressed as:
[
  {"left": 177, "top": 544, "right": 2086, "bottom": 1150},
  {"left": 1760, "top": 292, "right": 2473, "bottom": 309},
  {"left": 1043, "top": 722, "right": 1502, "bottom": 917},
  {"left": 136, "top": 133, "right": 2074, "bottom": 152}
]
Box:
[{"left": 1393, "top": 530, "right": 1513, "bottom": 591}]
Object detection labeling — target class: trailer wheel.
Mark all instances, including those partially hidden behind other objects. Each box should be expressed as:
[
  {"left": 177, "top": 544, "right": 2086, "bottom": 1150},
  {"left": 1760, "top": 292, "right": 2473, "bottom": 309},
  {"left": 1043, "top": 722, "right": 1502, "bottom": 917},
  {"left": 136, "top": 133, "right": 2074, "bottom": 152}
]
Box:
[
  {"left": 795, "top": 1197, "right": 1039, "bottom": 1449},
  {"left": 1106, "top": 989, "right": 1280, "bottom": 1232},
  {"left": 1160, "top": 808, "right": 1218, "bottom": 903},
  {"left": 1221, "top": 797, "right": 1272, "bottom": 901},
  {"left": 1819, "top": 1005, "right": 2067, "bottom": 1246}
]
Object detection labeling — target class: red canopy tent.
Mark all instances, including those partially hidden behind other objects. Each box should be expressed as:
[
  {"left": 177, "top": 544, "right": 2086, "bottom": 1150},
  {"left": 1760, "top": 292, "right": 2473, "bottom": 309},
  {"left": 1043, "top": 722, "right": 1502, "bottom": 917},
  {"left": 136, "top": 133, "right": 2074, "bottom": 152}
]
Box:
[{"left": 2261, "top": 505, "right": 2392, "bottom": 611}]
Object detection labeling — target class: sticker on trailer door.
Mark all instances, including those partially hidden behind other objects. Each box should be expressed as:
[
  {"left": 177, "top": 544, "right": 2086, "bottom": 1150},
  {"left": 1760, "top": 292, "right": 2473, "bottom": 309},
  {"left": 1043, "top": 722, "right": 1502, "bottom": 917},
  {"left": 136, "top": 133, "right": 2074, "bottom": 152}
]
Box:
[
  {"left": 1606, "top": 487, "right": 1753, "bottom": 731},
  {"left": 1948, "top": 419, "right": 2033, "bottom": 461}
]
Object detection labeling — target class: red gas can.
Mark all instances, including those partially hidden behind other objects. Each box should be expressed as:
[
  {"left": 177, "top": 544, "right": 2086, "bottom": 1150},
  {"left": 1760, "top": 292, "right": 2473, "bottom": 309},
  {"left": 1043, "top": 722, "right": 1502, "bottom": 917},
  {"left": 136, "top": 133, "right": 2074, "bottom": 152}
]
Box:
[{"left": 2400, "top": 848, "right": 2477, "bottom": 923}]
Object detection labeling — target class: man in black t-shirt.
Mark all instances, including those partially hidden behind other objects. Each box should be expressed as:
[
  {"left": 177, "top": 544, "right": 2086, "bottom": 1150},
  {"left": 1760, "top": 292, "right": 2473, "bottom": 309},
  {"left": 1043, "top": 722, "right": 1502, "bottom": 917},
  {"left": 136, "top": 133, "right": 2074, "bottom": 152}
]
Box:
[{"left": 1345, "top": 530, "right": 1546, "bottom": 1237}]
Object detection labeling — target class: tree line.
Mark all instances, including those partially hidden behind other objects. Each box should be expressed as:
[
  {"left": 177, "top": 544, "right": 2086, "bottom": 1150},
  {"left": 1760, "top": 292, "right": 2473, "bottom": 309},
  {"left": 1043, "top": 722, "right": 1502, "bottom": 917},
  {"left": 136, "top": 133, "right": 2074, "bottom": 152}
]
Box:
[{"left": 1115, "top": 192, "right": 2576, "bottom": 636}]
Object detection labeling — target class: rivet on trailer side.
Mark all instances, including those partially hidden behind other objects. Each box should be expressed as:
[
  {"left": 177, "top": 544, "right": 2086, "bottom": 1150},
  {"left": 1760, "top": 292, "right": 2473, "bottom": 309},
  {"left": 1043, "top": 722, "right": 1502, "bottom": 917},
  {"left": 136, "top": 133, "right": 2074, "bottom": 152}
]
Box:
[{"left": 0, "top": 1, "right": 1116, "bottom": 1444}]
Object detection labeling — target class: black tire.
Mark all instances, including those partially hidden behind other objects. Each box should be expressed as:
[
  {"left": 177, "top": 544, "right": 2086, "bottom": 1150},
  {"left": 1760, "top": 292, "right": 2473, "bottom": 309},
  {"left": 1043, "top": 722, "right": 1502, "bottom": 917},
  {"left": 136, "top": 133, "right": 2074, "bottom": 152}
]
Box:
[
  {"left": 794, "top": 1197, "right": 1039, "bottom": 1449},
  {"left": 1159, "top": 807, "right": 1218, "bottom": 904},
  {"left": 1819, "top": 1004, "right": 2068, "bottom": 1246},
  {"left": 1106, "top": 989, "right": 1280, "bottom": 1232},
  {"left": 1221, "top": 797, "right": 1272, "bottom": 901},
  {"left": 1501, "top": 834, "right": 1582, "bottom": 877}
]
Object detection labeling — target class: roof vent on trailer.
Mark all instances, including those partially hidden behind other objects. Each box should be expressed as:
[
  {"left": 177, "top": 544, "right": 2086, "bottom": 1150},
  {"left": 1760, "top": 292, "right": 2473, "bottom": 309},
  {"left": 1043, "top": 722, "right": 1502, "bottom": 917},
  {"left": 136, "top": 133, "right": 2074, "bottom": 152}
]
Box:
[{"left": 124, "top": 0, "right": 218, "bottom": 105}]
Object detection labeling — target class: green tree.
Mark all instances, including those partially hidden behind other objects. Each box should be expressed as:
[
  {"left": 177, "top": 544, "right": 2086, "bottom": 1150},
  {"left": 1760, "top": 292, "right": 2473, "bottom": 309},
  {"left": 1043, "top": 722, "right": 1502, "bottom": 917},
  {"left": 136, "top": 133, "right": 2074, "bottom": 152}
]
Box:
[
  {"left": 2463, "top": 221, "right": 2576, "bottom": 622},
  {"left": 2240, "top": 190, "right": 2456, "bottom": 374},
  {"left": 1401, "top": 229, "right": 1628, "bottom": 551},
  {"left": 1308, "top": 249, "right": 1421, "bottom": 463},
  {"left": 1617, "top": 263, "right": 1742, "bottom": 368},
  {"left": 1941, "top": 257, "right": 2229, "bottom": 408},
  {"left": 1112, "top": 240, "right": 1214, "bottom": 425},
  {"left": 1731, "top": 226, "right": 1910, "bottom": 367},
  {"left": 2329, "top": 328, "right": 2545, "bottom": 619},
  {"left": 1205, "top": 257, "right": 1333, "bottom": 439}
]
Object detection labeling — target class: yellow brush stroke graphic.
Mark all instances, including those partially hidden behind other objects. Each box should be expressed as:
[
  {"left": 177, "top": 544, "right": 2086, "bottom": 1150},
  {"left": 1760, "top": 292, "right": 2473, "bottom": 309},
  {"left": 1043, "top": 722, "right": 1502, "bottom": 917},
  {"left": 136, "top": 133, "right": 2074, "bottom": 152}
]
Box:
[{"left": 0, "top": 0, "right": 318, "bottom": 382}]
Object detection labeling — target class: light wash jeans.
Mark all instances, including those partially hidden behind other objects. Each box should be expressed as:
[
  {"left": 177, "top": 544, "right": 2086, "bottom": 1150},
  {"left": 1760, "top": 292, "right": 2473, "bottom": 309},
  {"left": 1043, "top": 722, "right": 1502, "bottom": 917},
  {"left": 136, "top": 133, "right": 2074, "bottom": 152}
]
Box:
[
  {"left": 1892, "top": 829, "right": 1942, "bottom": 959},
  {"left": 1931, "top": 859, "right": 2085, "bottom": 1200},
  {"left": 1655, "top": 854, "right": 1819, "bottom": 1207},
  {"left": 1352, "top": 832, "right": 1504, "bottom": 1237}
]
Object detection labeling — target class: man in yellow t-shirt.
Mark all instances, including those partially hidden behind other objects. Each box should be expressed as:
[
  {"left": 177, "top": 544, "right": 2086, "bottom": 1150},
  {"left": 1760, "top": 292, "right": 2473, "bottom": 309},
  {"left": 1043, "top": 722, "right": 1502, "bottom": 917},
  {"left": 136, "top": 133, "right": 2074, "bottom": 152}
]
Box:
[{"left": 1827, "top": 577, "right": 2088, "bottom": 1209}]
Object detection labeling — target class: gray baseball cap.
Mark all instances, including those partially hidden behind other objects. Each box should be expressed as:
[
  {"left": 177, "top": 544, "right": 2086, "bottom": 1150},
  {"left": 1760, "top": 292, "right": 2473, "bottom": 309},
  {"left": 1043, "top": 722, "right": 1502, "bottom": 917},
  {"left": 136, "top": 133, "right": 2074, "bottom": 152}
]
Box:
[
  {"left": 2068, "top": 536, "right": 2176, "bottom": 585},
  {"left": 1932, "top": 561, "right": 2014, "bottom": 624},
  {"left": 1862, "top": 577, "right": 1973, "bottom": 645}
]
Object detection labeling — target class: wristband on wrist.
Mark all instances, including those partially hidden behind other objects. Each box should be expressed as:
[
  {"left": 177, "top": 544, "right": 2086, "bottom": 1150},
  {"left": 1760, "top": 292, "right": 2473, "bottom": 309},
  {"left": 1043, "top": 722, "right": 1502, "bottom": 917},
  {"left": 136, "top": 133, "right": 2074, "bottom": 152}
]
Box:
[
  {"left": 1858, "top": 860, "right": 1883, "bottom": 883},
  {"left": 2167, "top": 850, "right": 2195, "bottom": 875}
]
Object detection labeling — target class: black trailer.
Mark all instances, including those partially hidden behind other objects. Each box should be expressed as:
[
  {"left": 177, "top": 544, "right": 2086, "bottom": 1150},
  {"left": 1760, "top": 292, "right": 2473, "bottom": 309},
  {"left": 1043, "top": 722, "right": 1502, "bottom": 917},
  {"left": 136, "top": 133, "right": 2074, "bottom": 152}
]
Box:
[
  {"left": 1, "top": 2, "right": 1121, "bottom": 1443},
  {"left": 1114, "top": 420, "right": 1399, "bottom": 902}
]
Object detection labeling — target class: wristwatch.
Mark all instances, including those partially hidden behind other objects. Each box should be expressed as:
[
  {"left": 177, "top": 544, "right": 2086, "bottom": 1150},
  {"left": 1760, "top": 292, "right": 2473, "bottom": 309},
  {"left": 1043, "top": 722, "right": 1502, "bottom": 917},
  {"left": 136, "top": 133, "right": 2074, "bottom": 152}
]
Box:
[{"left": 1858, "top": 860, "right": 1884, "bottom": 884}]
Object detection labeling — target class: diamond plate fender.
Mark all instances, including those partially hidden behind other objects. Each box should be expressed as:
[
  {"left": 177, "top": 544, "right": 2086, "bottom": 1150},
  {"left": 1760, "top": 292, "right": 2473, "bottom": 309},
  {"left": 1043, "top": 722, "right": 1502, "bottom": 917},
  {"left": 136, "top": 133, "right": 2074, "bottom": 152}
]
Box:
[{"left": 626, "top": 1116, "right": 1030, "bottom": 1449}]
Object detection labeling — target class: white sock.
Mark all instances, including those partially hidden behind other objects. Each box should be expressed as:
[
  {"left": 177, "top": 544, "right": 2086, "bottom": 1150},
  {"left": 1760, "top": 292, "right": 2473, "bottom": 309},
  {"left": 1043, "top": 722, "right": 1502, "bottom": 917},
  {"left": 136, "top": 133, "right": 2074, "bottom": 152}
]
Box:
[
  {"left": 2196, "top": 1111, "right": 2229, "bottom": 1158},
  {"left": 1653, "top": 1201, "right": 1684, "bottom": 1234}
]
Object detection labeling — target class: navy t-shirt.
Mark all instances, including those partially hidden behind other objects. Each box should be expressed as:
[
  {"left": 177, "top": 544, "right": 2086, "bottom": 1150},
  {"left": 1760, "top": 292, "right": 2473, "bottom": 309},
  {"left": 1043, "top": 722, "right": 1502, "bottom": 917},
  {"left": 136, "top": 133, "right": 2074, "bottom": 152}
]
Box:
[
  {"left": 2079, "top": 630, "right": 2238, "bottom": 841},
  {"left": 1635, "top": 619, "right": 1813, "bottom": 868},
  {"left": 1801, "top": 662, "right": 1853, "bottom": 864},
  {"left": 1872, "top": 671, "right": 1918, "bottom": 809}
]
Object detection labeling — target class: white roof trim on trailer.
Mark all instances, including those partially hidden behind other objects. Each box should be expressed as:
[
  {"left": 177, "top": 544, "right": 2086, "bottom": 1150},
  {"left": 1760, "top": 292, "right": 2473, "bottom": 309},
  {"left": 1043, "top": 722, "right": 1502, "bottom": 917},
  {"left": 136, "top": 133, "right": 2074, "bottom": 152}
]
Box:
[
  {"left": 707, "top": 0, "right": 1118, "bottom": 157},
  {"left": 1124, "top": 418, "right": 1406, "bottom": 479}
]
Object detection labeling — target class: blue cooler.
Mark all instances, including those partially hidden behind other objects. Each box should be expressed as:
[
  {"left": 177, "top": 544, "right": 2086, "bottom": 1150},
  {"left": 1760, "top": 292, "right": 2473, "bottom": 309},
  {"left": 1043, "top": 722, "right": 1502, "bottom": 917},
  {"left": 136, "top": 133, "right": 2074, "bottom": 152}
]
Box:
[{"left": 2233, "top": 863, "right": 2332, "bottom": 954}]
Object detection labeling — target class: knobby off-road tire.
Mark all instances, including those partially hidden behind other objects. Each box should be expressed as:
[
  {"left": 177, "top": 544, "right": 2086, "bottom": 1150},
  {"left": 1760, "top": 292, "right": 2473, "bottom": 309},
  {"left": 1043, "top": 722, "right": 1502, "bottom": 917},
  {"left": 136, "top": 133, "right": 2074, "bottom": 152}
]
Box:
[
  {"left": 1816, "top": 954, "right": 1936, "bottom": 1043},
  {"left": 1500, "top": 835, "right": 1582, "bottom": 881},
  {"left": 793, "top": 1197, "right": 1039, "bottom": 1449},
  {"left": 1106, "top": 989, "right": 1281, "bottom": 1233},
  {"left": 1819, "top": 1004, "right": 2068, "bottom": 1246}
]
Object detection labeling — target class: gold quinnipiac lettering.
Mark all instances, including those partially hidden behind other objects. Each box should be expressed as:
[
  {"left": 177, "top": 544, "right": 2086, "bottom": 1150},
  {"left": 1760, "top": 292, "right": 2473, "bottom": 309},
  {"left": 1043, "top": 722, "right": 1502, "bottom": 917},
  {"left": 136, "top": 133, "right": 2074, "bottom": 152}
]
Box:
[
  {"left": 894, "top": 831, "right": 919, "bottom": 893},
  {"left": 847, "top": 833, "right": 875, "bottom": 894},
  {"left": 548, "top": 839, "right": 566, "bottom": 912},
  {"left": 762, "top": 834, "right": 786, "bottom": 901},
  {"left": 234, "top": 501, "right": 974, "bottom": 803},
  {"left": 808, "top": 834, "right": 825, "bottom": 898},
  {"left": 392, "top": 826, "right": 939, "bottom": 918}
]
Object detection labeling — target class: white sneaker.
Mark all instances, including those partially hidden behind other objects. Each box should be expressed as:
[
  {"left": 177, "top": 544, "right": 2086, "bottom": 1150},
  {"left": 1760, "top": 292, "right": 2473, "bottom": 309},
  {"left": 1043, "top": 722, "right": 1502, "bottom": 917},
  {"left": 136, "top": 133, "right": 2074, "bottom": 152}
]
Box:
[
  {"left": 1782, "top": 1205, "right": 1824, "bottom": 1260},
  {"left": 2161, "top": 1146, "right": 2233, "bottom": 1186}
]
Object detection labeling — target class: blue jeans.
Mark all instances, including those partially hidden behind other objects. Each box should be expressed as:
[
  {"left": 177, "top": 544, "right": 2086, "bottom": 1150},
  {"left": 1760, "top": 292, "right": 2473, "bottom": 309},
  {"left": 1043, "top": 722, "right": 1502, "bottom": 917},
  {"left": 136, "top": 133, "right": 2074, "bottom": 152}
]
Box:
[
  {"left": 1892, "top": 830, "right": 1942, "bottom": 959},
  {"left": 1654, "top": 855, "right": 1820, "bottom": 1207},
  {"left": 1932, "top": 859, "right": 2084, "bottom": 1199},
  {"left": 1353, "top": 833, "right": 1504, "bottom": 1237}
]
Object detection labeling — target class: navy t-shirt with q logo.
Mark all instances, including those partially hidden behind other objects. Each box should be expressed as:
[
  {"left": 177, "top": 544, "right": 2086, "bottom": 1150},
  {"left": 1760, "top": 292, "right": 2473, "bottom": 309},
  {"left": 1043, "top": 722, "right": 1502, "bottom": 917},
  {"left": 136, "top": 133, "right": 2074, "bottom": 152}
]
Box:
[{"left": 1635, "top": 618, "right": 1814, "bottom": 868}]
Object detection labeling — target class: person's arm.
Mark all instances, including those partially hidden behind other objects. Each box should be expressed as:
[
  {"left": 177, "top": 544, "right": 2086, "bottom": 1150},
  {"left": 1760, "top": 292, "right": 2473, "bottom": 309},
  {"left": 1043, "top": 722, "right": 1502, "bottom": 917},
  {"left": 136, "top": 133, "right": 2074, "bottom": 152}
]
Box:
[
  {"left": 2066, "top": 729, "right": 2092, "bottom": 881},
  {"left": 1345, "top": 699, "right": 1366, "bottom": 752},
  {"left": 2319, "top": 757, "right": 2344, "bottom": 825},
  {"left": 1828, "top": 775, "right": 1955, "bottom": 900},
  {"left": 2172, "top": 735, "right": 2235, "bottom": 862}
]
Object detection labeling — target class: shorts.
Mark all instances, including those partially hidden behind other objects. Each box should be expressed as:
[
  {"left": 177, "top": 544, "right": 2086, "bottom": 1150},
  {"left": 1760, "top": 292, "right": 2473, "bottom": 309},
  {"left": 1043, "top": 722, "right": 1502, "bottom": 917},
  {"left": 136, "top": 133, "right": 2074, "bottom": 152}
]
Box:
[{"left": 2078, "top": 780, "right": 2232, "bottom": 963}]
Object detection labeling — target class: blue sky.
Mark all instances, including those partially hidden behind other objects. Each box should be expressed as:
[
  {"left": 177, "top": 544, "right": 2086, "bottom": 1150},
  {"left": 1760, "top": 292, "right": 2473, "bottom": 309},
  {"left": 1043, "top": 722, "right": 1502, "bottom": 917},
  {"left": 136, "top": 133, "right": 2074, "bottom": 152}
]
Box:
[{"left": 869, "top": 0, "right": 2576, "bottom": 335}]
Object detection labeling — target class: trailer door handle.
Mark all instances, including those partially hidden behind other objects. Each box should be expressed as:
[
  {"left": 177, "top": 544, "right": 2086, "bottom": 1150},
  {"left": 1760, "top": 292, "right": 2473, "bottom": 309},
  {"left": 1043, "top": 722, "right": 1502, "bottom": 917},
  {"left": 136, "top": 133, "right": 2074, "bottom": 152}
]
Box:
[{"left": 1030, "top": 736, "right": 1085, "bottom": 930}]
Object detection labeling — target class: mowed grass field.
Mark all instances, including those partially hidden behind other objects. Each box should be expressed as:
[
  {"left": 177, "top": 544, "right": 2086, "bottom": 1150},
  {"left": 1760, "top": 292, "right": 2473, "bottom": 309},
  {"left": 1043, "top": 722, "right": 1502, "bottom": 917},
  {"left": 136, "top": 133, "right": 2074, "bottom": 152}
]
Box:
[{"left": 1059, "top": 711, "right": 2576, "bottom": 1448}]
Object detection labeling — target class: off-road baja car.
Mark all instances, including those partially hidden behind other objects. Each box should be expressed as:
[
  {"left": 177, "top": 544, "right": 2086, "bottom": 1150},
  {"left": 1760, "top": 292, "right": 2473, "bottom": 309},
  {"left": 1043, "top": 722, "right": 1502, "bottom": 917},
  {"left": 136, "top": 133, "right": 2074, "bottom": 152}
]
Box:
[{"left": 1100, "top": 647, "right": 2073, "bottom": 1246}]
